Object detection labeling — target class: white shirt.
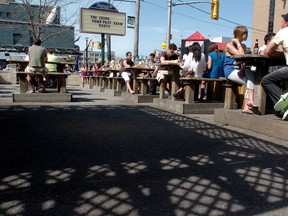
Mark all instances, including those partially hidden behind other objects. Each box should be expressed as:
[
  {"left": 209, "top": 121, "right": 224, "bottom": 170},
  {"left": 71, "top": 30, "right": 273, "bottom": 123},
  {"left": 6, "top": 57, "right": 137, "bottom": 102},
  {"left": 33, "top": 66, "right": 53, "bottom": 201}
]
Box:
[
  {"left": 258, "top": 45, "right": 267, "bottom": 54},
  {"left": 273, "top": 27, "right": 288, "bottom": 65},
  {"left": 182, "top": 53, "right": 188, "bottom": 63},
  {"left": 182, "top": 52, "right": 206, "bottom": 77}
]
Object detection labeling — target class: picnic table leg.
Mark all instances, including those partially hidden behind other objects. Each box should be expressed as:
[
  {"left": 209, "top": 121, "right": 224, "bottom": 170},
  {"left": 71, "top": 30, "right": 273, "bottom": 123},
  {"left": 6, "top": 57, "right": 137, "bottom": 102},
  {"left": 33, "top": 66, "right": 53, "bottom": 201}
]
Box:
[
  {"left": 100, "top": 77, "right": 104, "bottom": 88},
  {"left": 170, "top": 68, "right": 180, "bottom": 102},
  {"left": 116, "top": 78, "right": 122, "bottom": 91},
  {"left": 184, "top": 81, "right": 195, "bottom": 103},
  {"left": 159, "top": 85, "right": 164, "bottom": 99},
  {"left": 139, "top": 79, "right": 147, "bottom": 95},
  {"left": 224, "top": 83, "right": 237, "bottom": 109},
  {"left": 132, "top": 73, "right": 139, "bottom": 93},
  {"left": 108, "top": 78, "right": 113, "bottom": 89},
  {"left": 254, "top": 65, "right": 267, "bottom": 115},
  {"left": 112, "top": 78, "right": 116, "bottom": 90},
  {"left": 58, "top": 76, "right": 67, "bottom": 93},
  {"left": 89, "top": 76, "right": 93, "bottom": 89},
  {"left": 18, "top": 74, "right": 27, "bottom": 93}
]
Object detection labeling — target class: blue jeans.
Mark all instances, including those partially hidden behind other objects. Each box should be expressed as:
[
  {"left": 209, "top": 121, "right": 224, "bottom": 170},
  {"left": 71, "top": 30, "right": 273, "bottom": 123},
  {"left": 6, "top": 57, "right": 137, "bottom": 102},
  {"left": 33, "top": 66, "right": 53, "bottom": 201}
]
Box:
[
  {"left": 150, "top": 79, "right": 158, "bottom": 95},
  {"left": 262, "top": 66, "right": 288, "bottom": 105}
]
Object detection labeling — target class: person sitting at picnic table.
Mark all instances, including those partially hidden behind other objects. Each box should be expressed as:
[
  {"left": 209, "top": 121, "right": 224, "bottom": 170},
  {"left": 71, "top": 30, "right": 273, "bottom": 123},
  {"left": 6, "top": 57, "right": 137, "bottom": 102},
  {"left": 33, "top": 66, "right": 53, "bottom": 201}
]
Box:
[
  {"left": 45, "top": 49, "right": 59, "bottom": 88},
  {"left": 45, "top": 49, "right": 58, "bottom": 72},
  {"left": 121, "top": 51, "right": 135, "bottom": 94},
  {"left": 100, "top": 60, "right": 110, "bottom": 72},
  {"left": 80, "top": 63, "right": 88, "bottom": 87},
  {"left": 92, "top": 63, "right": 102, "bottom": 76},
  {"left": 145, "top": 52, "right": 158, "bottom": 95},
  {"left": 206, "top": 42, "right": 225, "bottom": 78},
  {"left": 197, "top": 42, "right": 225, "bottom": 101},
  {"left": 173, "top": 42, "right": 206, "bottom": 100},
  {"left": 258, "top": 32, "right": 276, "bottom": 55},
  {"left": 261, "top": 13, "right": 288, "bottom": 119},
  {"left": 152, "top": 43, "right": 180, "bottom": 99},
  {"left": 115, "top": 59, "right": 123, "bottom": 77},
  {"left": 108, "top": 60, "right": 116, "bottom": 78},
  {"left": 223, "top": 25, "right": 258, "bottom": 114},
  {"left": 25, "top": 39, "right": 49, "bottom": 93}
]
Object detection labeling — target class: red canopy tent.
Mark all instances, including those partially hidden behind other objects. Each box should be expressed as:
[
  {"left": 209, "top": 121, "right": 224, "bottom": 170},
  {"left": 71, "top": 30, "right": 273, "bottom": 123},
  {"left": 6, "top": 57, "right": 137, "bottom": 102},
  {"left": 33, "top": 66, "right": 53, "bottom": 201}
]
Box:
[
  {"left": 186, "top": 31, "right": 206, "bottom": 40},
  {"left": 185, "top": 31, "right": 226, "bottom": 51}
]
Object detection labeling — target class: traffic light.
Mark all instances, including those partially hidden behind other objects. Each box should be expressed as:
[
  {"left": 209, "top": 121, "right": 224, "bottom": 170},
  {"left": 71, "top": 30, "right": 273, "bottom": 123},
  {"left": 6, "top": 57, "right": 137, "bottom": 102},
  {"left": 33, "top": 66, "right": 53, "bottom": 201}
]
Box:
[
  {"left": 161, "top": 41, "right": 167, "bottom": 49},
  {"left": 89, "top": 40, "right": 94, "bottom": 48},
  {"left": 97, "top": 42, "right": 102, "bottom": 49},
  {"left": 211, "top": 0, "right": 219, "bottom": 20}
]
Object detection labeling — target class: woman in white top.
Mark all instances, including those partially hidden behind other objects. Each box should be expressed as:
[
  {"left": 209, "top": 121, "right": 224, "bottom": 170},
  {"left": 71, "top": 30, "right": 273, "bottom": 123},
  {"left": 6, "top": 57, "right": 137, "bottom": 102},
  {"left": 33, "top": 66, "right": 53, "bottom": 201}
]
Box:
[{"left": 173, "top": 42, "right": 206, "bottom": 99}]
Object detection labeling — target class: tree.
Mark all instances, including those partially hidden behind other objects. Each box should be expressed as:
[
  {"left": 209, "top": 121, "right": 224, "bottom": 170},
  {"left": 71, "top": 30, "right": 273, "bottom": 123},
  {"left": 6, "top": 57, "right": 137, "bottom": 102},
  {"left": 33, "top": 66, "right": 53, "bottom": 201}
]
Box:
[{"left": 16, "top": 0, "right": 78, "bottom": 42}]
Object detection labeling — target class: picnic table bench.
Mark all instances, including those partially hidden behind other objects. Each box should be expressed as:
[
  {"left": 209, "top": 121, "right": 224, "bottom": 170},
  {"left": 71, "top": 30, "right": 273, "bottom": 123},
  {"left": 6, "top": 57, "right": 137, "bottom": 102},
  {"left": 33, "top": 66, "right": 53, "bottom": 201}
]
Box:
[
  {"left": 16, "top": 71, "right": 70, "bottom": 93},
  {"left": 180, "top": 77, "right": 227, "bottom": 103}
]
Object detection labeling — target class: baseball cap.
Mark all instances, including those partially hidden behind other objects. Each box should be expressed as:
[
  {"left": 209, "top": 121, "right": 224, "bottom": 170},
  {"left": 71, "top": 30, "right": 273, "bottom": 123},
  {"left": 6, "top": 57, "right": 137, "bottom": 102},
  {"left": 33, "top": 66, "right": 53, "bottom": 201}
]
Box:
[{"left": 281, "top": 13, "right": 288, "bottom": 22}]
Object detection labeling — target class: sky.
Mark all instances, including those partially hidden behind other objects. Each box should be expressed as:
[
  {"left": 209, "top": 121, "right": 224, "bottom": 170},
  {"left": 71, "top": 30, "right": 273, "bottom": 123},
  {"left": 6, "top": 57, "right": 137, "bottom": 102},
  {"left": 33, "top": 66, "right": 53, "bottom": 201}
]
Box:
[{"left": 71, "top": 0, "right": 255, "bottom": 58}]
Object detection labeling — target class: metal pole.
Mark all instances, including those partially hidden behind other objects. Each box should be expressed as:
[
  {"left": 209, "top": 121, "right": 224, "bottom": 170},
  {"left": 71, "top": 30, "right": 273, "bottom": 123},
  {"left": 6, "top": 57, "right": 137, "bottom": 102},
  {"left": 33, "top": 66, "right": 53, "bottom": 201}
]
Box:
[
  {"left": 107, "top": 0, "right": 111, "bottom": 61},
  {"left": 101, "top": 33, "right": 105, "bottom": 66},
  {"left": 134, "top": 0, "right": 140, "bottom": 58},
  {"left": 85, "top": 37, "right": 89, "bottom": 68},
  {"left": 167, "top": 0, "right": 172, "bottom": 49}
]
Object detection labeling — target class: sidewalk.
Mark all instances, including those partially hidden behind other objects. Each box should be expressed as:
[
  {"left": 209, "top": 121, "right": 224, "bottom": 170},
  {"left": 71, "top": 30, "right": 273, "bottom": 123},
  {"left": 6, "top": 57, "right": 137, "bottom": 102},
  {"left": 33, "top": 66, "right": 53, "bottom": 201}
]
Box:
[{"left": 1, "top": 84, "right": 288, "bottom": 216}]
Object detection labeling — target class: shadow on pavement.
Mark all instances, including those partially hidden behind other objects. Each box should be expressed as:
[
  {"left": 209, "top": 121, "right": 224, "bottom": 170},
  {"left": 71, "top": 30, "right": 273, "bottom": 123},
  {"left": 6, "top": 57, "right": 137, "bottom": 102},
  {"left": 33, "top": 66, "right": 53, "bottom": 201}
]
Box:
[
  {"left": 72, "top": 98, "right": 107, "bottom": 102},
  {"left": 0, "top": 105, "right": 287, "bottom": 216}
]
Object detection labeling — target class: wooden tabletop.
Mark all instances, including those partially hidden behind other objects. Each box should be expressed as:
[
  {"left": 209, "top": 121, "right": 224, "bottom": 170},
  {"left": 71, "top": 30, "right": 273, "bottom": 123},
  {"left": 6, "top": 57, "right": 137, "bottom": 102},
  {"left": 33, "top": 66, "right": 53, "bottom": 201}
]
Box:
[
  {"left": 8, "top": 59, "right": 71, "bottom": 65},
  {"left": 157, "top": 62, "right": 181, "bottom": 68},
  {"left": 231, "top": 54, "right": 285, "bottom": 66},
  {"left": 129, "top": 66, "right": 154, "bottom": 71}
]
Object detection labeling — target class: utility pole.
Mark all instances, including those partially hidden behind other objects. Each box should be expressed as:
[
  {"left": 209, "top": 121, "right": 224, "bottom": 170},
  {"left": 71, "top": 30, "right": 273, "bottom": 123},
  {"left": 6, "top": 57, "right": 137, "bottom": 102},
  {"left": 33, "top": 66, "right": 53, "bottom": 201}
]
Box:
[
  {"left": 134, "top": 0, "right": 140, "bottom": 58},
  {"left": 107, "top": 0, "right": 112, "bottom": 61},
  {"left": 167, "top": 0, "right": 172, "bottom": 49},
  {"left": 166, "top": 0, "right": 218, "bottom": 49}
]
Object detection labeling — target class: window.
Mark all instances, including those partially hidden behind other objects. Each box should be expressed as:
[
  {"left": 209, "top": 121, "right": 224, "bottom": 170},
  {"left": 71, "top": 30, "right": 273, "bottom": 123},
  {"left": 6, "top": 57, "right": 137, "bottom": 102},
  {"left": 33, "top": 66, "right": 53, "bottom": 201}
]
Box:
[
  {"left": 6, "top": 12, "right": 12, "bottom": 18},
  {"left": 13, "top": 34, "right": 22, "bottom": 45},
  {"left": 268, "top": 0, "right": 275, "bottom": 32}
]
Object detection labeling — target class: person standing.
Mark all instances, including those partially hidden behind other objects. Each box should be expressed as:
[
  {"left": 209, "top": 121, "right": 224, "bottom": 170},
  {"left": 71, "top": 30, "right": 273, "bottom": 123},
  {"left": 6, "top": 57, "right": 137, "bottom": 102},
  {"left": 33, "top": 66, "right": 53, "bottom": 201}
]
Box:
[
  {"left": 25, "top": 39, "right": 49, "bottom": 93},
  {"left": 223, "top": 25, "right": 258, "bottom": 114}
]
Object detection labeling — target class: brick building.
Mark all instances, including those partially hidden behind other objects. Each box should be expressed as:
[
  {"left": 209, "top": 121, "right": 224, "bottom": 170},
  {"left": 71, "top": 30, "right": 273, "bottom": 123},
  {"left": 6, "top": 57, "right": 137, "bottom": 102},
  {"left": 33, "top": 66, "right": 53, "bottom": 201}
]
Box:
[{"left": 252, "top": 0, "right": 288, "bottom": 47}]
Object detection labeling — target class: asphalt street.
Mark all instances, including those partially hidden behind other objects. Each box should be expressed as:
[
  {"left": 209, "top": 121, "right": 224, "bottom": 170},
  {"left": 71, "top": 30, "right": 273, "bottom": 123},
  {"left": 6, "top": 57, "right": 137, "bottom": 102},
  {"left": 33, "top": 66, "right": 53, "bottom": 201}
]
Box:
[{"left": 1, "top": 84, "right": 288, "bottom": 216}]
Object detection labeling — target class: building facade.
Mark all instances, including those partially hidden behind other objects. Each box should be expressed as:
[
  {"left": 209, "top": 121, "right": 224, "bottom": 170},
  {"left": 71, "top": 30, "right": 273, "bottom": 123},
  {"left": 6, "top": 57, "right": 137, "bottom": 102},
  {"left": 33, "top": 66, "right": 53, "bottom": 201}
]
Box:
[
  {"left": 252, "top": 0, "right": 288, "bottom": 47},
  {"left": 0, "top": 0, "right": 74, "bottom": 52},
  {"left": 79, "top": 50, "right": 116, "bottom": 66}
]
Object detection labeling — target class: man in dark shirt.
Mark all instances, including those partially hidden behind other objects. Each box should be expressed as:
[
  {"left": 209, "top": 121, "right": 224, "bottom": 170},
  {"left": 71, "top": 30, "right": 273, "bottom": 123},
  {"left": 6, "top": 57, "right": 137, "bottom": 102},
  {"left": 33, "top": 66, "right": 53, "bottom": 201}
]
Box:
[{"left": 152, "top": 43, "right": 179, "bottom": 98}]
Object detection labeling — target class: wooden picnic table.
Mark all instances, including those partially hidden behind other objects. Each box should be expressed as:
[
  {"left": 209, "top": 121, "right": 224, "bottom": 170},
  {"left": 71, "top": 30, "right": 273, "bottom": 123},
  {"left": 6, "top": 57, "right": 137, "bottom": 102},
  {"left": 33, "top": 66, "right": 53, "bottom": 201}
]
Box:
[
  {"left": 231, "top": 54, "right": 286, "bottom": 114},
  {"left": 157, "top": 62, "right": 181, "bottom": 101},
  {"left": 8, "top": 59, "right": 71, "bottom": 93},
  {"left": 126, "top": 66, "right": 154, "bottom": 93},
  {"left": 7, "top": 59, "right": 69, "bottom": 72}
]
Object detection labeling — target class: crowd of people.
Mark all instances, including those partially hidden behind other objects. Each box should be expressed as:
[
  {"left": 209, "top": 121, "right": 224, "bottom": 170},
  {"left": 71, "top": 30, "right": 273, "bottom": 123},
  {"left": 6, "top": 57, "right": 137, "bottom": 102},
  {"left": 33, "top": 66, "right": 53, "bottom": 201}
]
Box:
[{"left": 20, "top": 12, "right": 288, "bottom": 120}]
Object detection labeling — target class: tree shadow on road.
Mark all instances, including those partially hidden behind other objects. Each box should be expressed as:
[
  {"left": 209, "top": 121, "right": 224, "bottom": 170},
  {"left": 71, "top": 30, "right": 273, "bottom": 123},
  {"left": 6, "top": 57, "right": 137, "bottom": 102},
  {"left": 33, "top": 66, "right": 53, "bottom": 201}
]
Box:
[{"left": 0, "top": 105, "right": 287, "bottom": 216}]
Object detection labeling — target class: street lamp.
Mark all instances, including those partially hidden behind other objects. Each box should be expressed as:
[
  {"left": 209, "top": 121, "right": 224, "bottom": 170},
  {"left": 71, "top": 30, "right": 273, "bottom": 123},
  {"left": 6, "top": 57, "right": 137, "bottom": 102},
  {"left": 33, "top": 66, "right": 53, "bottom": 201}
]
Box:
[{"left": 85, "top": 37, "right": 89, "bottom": 68}]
